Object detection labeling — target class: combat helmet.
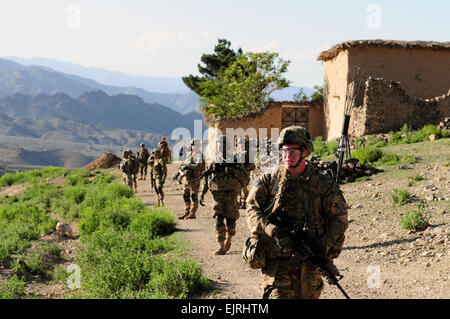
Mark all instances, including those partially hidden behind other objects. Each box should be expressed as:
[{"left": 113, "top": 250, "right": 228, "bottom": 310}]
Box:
[
  {"left": 278, "top": 126, "right": 314, "bottom": 153},
  {"left": 140, "top": 143, "right": 145, "bottom": 147},
  {"left": 153, "top": 148, "right": 161, "bottom": 157}
]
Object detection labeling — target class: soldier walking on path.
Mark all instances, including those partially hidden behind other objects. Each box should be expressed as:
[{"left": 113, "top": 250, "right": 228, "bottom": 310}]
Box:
[
  {"left": 150, "top": 148, "right": 167, "bottom": 206},
  {"left": 200, "top": 135, "right": 248, "bottom": 255},
  {"left": 137, "top": 143, "right": 150, "bottom": 180},
  {"left": 245, "top": 126, "right": 348, "bottom": 299},
  {"left": 236, "top": 136, "right": 256, "bottom": 209},
  {"left": 119, "top": 150, "right": 138, "bottom": 193},
  {"left": 178, "top": 138, "right": 206, "bottom": 220},
  {"left": 159, "top": 136, "right": 172, "bottom": 164}
]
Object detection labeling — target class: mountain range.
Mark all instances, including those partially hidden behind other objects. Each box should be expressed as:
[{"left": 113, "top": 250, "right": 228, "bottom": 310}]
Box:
[
  {"left": 0, "top": 56, "right": 314, "bottom": 168},
  {"left": 3, "top": 56, "right": 315, "bottom": 110}
]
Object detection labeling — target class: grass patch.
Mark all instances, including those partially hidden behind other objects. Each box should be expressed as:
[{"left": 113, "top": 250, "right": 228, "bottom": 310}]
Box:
[
  {"left": 400, "top": 205, "right": 429, "bottom": 232},
  {"left": 0, "top": 168, "right": 210, "bottom": 299},
  {"left": 0, "top": 166, "right": 67, "bottom": 188},
  {"left": 311, "top": 136, "right": 338, "bottom": 158},
  {"left": 389, "top": 188, "right": 411, "bottom": 206},
  {"left": 0, "top": 275, "right": 27, "bottom": 299}
]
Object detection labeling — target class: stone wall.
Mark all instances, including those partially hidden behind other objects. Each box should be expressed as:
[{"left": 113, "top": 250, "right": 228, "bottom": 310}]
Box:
[{"left": 351, "top": 77, "right": 450, "bottom": 135}]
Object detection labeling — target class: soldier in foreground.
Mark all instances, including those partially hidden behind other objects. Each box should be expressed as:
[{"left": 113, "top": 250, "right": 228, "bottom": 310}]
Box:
[
  {"left": 245, "top": 126, "right": 348, "bottom": 299},
  {"left": 136, "top": 143, "right": 150, "bottom": 180},
  {"left": 200, "top": 135, "right": 248, "bottom": 255},
  {"left": 178, "top": 138, "right": 206, "bottom": 220},
  {"left": 150, "top": 148, "right": 167, "bottom": 206}
]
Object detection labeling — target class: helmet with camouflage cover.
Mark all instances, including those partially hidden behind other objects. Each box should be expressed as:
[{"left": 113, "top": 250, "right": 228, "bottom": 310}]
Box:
[
  {"left": 122, "top": 150, "right": 129, "bottom": 157},
  {"left": 278, "top": 126, "right": 314, "bottom": 152},
  {"left": 152, "top": 148, "right": 161, "bottom": 157}
]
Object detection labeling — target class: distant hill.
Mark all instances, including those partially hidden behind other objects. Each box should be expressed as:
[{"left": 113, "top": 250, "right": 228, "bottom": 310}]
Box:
[
  {"left": 0, "top": 91, "right": 203, "bottom": 134},
  {"left": 5, "top": 56, "right": 188, "bottom": 93},
  {"left": 2, "top": 57, "right": 315, "bottom": 112},
  {"left": 0, "top": 146, "right": 94, "bottom": 169},
  {"left": 0, "top": 57, "right": 200, "bottom": 114}
]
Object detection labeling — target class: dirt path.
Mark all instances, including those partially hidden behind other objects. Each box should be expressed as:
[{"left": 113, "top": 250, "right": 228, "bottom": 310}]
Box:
[{"left": 135, "top": 162, "right": 450, "bottom": 299}]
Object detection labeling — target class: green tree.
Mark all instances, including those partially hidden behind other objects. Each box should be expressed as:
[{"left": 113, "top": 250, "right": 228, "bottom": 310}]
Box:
[
  {"left": 293, "top": 85, "right": 323, "bottom": 102},
  {"left": 182, "top": 38, "right": 242, "bottom": 96},
  {"left": 199, "top": 52, "right": 291, "bottom": 118}
]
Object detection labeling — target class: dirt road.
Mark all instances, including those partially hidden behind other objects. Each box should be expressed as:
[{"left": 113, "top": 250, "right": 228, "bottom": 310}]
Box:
[{"left": 136, "top": 162, "right": 450, "bottom": 299}]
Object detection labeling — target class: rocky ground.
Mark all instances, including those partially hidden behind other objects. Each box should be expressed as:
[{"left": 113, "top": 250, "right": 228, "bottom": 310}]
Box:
[
  {"left": 151, "top": 151, "right": 449, "bottom": 299},
  {"left": 1, "top": 138, "right": 448, "bottom": 299}
]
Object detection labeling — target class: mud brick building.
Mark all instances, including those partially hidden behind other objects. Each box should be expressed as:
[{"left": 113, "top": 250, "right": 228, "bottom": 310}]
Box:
[
  {"left": 204, "top": 39, "right": 450, "bottom": 145},
  {"left": 318, "top": 39, "right": 450, "bottom": 140}
]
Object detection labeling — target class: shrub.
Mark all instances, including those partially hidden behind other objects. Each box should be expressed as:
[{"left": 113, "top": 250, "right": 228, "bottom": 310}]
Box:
[
  {"left": 351, "top": 146, "right": 383, "bottom": 164},
  {"left": 390, "top": 188, "right": 411, "bottom": 205},
  {"left": 130, "top": 208, "right": 176, "bottom": 238},
  {"left": 400, "top": 206, "right": 429, "bottom": 231},
  {"left": 311, "top": 136, "right": 338, "bottom": 158}
]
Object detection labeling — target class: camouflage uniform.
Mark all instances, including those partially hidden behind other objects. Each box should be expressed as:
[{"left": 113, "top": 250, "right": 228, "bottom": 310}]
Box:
[
  {"left": 137, "top": 144, "right": 150, "bottom": 180},
  {"left": 150, "top": 149, "right": 167, "bottom": 206},
  {"left": 245, "top": 126, "right": 348, "bottom": 299},
  {"left": 159, "top": 138, "right": 171, "bottom": 164},
  {"left": 178, "top": 140, "right": 206, "bottom": 219},
  {"left": 120, "top": 151, "right": 133, "bottom": 190},
  {"left": 119, "top": 150, "right": 137, "bottom": 192},
  {"left": 237, "top": 149, "right": 256, "bottom": 209},
  {"left": 201, "top": 160, "right": 248, "bottom": 255}
]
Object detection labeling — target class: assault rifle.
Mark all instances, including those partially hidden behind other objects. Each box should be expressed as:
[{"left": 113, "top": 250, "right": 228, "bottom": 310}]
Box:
[
  {"left": 167, "top": 158, "right": 191, "bottom": 187},
  {"left": 336, "top": 67, "right": 365, "bottom": 184},
  {"left": 268, "top": 213, "right": 350, "bottom": 299}
]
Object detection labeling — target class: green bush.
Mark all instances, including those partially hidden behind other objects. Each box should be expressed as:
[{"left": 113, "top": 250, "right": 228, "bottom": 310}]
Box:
[
  {"left": 390, "top": 124, "right": 450, "bottom": 145},
  {"left": 400, "top": 206, "right": 429, "bottom": 231},
  {"left": 390, "top": 188, "right": 411, "bottom": 205},
  {"left": 64, "top": 185, "right": 87, "bottom": 205},
  {"left": 311, "top": 136, "right": 338, "bottom": 158},
  {"left": 130, "top": 208, "right": 176, "bottom": 238},
  {"left": 351, "top": 146, "right": 383, "bottom": 164},
  {"left": 0, "top": 166, "right": 67, "bottom": 188},
  {"left": 0, "top": 275, "right": 27, "bottom": 299}
]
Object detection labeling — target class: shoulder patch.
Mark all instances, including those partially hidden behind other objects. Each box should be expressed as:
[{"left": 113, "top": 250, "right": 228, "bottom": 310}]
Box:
[{"left": 253, "top": 177, "right": 262, "bottom": 186}]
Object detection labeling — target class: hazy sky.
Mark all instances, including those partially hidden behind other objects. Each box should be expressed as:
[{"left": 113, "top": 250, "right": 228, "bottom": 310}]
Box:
[{"left": 0, "top": 0, "right": 448, "bottom": 87}]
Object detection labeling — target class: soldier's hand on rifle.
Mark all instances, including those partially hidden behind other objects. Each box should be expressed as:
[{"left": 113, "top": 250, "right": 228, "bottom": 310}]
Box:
[{"left": 266, "top": 224, "right": 293, "bottom": 253}]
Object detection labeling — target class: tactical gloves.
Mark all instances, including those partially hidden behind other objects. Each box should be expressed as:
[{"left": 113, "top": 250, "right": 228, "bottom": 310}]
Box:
[{"left": 265, "top": 224, "right": 293, "bottom": 252}]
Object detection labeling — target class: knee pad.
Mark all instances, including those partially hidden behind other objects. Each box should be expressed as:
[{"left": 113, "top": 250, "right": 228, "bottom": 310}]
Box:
[
  {"left": 191, "top": 193, "right": 198, "bottom": 202},
  {"left": 215, "top": 215, "right": 225, "bottom": 227},
  {"left": 183, "top": 193, "right": 190, "bottom": 203}
]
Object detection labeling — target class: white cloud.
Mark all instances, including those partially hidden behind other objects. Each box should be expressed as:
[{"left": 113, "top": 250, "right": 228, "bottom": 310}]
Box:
[{"left": 131, "top": 31, "right": 214, "bottom": 52}]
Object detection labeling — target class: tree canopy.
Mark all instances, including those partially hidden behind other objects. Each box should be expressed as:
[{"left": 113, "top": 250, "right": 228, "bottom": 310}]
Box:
[
  {"left": 182, "top": 38, "right": 243, "bottom": 96},
  {"left": 194, "top": 51, "right": 290, "bottom": 118}
]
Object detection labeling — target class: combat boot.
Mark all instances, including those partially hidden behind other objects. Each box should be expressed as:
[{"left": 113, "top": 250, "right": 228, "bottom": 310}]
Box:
[
  {"left": 213, "top": 241, "right": 227, "bottom": 255},
  {"left": 157, "top": 198, "right": 161, "bottom": 207},
  {"left": 178, "top": 210, "right": 190, "bottom": 220},
  {"left": 185, "top": 209, "right": 196, "bottom": 219},
  {"left": 224, "top": 235, "right": 233, "bottom": 252}
]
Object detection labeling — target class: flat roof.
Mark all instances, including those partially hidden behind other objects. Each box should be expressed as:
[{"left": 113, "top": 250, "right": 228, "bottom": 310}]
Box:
[{"left": 317, "top": 39, "right": 450, "bottom": 61}]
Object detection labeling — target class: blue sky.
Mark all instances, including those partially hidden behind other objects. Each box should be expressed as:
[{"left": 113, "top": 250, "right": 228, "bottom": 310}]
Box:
[{"left": 0, "top": 0, "right": 448, "bottom": 88}]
